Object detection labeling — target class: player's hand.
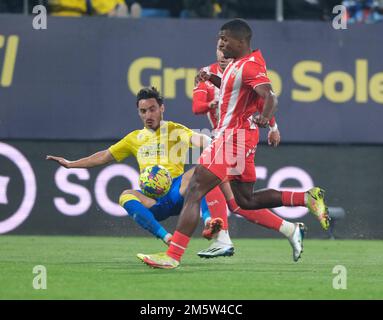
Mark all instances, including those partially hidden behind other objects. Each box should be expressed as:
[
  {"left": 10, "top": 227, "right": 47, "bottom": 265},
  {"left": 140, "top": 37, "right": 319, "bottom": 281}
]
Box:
[
  {"left": 268, "top": 129, "right": 281, "bottom": 147},
  {"left": 254, "top": 114, "right": 269, "bottom": 128},
  {"left": 209, "top": 100, "right": 218, "bottom": 109},
  {"left": 46, "top": 155, "right": 72, "bottom": 168},
  {"left": 194, "top": 69, "right": 211, "bottom": 85}
]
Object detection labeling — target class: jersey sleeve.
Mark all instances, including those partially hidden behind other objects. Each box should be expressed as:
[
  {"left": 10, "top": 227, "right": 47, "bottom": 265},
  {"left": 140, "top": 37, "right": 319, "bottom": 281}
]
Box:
[
  {"left": 242, "top": 60, "right": 271, "bottom": 89},
  {"left": 108, "top": 132, "right": 134, "bottom": 162},
  {"left": 192, "top": 81, "right": 210, "bottom": 115}
]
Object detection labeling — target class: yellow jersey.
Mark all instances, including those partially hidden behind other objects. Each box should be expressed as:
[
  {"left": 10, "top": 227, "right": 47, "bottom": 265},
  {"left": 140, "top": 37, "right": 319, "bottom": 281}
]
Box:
[
  {"left": 109, "top": 121, "right": 195, "bottom": 178},
  {"left": 49, "top": 0, "right": 125, "bottom": 16}
]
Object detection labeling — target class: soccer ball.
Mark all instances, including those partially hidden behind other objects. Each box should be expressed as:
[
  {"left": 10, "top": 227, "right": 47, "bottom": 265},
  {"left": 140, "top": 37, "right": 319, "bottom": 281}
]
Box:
[{"left": 139, "top": 165, "right": 172, "bottom": 199}]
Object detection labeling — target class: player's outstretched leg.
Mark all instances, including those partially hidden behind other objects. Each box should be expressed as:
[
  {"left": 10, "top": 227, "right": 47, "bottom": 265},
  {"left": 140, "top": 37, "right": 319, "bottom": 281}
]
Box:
[
  {"left": 280, "top": 187, "right": 330, "bottom": 230},
  {"left": 230, "top": 182, "right": 330, "bottom": 231},
  {"left": 119, "top": 192, "right": 172, "bottom": 245},
  {"left": 227, "top": 198, "right": 305, "bottom": 261}
]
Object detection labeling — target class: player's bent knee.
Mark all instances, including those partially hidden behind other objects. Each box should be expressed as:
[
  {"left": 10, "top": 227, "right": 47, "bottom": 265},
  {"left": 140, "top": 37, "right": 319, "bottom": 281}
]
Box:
[{"left": 119, "top": 190, "right": 140, "bottom": 207}]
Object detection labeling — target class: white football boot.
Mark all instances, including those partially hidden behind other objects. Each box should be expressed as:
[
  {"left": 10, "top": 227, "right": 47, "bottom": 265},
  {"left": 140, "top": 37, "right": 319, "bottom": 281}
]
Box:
[
  {"left": 288, "top": 223, "right": 307, "bottom": 262},
  {"left": 197, "top": 240, "right": 235, "bottom": 258}
]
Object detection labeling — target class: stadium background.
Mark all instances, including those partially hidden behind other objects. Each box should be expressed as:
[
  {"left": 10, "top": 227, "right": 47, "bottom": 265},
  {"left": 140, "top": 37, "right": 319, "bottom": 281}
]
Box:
[{"left": 1, "top": 2, "right": 383, "bottom": 240}]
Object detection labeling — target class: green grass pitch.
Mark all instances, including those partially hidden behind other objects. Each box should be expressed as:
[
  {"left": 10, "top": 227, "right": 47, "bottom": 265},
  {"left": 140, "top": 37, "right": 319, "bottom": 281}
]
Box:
[{"left": 0, "top": 236, "right": 382, "bottom": 300}]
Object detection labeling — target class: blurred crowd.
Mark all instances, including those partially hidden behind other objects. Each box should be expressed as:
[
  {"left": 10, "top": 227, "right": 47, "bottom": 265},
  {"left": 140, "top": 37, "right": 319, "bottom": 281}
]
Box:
[
  {"left": 0, "top": 0, "right": 382, "bottom": 22},
  {"left": 343, "top": 0, "right": 383, "bottom": 23}
]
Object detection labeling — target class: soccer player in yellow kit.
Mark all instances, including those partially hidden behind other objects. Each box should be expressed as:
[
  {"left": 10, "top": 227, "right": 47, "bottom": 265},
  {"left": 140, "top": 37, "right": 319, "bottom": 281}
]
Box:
[{"left": 47, "top": 87, "right": 229, "bottom": 254}]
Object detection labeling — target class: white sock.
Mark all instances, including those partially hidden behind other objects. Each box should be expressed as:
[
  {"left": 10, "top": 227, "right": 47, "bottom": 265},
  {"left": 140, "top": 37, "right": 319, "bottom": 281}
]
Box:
[
  {"left": 204, "top": 217, "right": 211, "bottom": 226},
  {"left": 216, "top": 230, "right": 233, "bottom": 245},
  {"left": 279, "top": 221, "right": 296, "bottom": 238},
  {"left": 304, "top": 192, "right": 309, "bottom": 206},
  {"left": 163, "top": 233, "right": 172, "bottom": 244}
]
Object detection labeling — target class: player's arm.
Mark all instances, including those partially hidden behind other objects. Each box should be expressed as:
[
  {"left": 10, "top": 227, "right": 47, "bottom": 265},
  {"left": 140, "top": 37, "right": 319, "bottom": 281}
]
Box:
[
  {"left": 242, "top": 61, "right": 278, "bottom": 128},
  {"left": 192, "top": 86, "right": 218, "bottom": 115},
  {"left": 192, "top": 82, "right": 215, "bottom": 115},
  {"left": 46, "top": 149, "right": 114, "bottom": 168},
  {"left": 253, "top": 83, "right": 278, "bottom": 128},
  {"left": 253, "top": 99, "right": 280, "bottom": 147},
  {"left": 190, "top": 133, "right": 212, "bottom": 149}
]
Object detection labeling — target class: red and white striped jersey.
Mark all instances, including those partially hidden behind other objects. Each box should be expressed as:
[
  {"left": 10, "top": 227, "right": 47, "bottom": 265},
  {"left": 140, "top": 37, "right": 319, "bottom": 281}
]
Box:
[
  {"left": 192, "top": 62, "right": 222, "bottom": 129},
  {"left": 215, "top": 50, "right": 271, "bottom": 137}
]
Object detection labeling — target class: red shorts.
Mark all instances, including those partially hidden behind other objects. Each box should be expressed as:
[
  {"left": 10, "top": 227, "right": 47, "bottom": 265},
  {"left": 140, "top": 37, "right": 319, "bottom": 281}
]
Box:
[{"left": 199, "top": 128, "right": 259, "bottom": 182}]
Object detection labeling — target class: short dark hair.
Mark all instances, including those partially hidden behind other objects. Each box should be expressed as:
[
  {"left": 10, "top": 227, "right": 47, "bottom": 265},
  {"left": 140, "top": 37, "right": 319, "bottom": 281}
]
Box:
[
  {"left": 220, "top": 19, "right": 252, "bottom": 43},
  {"left": 136, "top": 86, "right": 164, "bottom": 107}
]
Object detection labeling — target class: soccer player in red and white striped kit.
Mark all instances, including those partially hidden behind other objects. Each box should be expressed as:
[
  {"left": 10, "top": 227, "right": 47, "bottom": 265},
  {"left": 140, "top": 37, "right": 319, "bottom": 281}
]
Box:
[{"left": 192, "top": 47, "right": 310, "bottom": 260}]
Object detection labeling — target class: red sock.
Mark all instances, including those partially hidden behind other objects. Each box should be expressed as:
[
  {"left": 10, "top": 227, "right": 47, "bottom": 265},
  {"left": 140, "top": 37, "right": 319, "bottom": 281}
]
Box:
[
  {"left": 205, "top": 185, "right": 228, "bottom": 230},
  {"left": 281, "top": 191, "right": 305, "bottom": 207},
  {"left": 227, "top": 198, "right": 283, "bottom": 231},
  {"left": 167, "top": 231, "right": 190, "bottom": 262}
]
